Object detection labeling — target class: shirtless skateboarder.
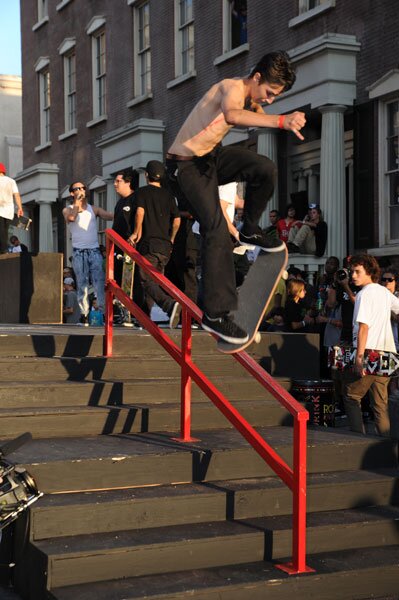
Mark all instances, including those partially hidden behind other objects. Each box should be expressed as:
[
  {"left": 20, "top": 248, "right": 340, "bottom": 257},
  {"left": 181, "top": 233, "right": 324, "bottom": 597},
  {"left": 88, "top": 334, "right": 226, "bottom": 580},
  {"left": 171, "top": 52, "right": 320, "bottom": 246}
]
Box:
[{"left": 166, "top": 50, "right": 306, "bottom": 345}]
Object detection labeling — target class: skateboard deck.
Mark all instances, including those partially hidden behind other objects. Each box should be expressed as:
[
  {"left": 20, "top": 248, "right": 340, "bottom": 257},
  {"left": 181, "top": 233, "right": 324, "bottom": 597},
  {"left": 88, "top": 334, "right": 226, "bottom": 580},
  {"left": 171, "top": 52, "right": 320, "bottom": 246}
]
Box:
[
  {"left": 328, "top": 345, "right": 399, "bottom": 377},
  {"left": 217, "top": 247, "right": 288, "bottom": 354},
  {"left": 117, "top": 253, "right": 135, "bottom": 326}
]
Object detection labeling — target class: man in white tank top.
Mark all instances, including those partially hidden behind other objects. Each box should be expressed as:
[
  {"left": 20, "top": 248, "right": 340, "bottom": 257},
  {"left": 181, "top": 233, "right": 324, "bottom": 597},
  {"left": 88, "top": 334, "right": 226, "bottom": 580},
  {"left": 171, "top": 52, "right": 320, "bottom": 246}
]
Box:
[
  {"left": 63, "top": 182, "right": 114, "bottom": 326},
  {"left": 166, "top": 51, "right": 306, "bottom": 345}
]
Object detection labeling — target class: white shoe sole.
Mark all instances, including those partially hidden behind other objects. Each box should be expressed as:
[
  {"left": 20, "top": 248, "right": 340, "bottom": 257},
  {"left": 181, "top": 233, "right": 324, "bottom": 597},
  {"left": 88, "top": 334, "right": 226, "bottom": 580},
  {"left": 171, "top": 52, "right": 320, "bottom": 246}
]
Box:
[
  {"left": 239, "top": 239, "right": 285, "bottom": 253},
  {"left": 169, "top": 303, "right": 181, "bottom": 329},
  {"left": 201, "top": 322, "right": 249, "bottom": 345}
]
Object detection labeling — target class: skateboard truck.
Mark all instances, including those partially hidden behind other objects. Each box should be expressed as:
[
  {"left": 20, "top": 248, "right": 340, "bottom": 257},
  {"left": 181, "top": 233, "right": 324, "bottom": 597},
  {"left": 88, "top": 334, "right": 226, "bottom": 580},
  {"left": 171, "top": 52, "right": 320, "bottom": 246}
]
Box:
[{"left": 0, "top": 433, "right": 43, "bottom": 531}]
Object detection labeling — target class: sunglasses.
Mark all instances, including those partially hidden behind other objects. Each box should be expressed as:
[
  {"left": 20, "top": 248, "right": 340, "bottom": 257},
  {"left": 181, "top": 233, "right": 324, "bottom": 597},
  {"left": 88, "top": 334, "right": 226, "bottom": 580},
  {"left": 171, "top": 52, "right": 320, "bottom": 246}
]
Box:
[
  {"left": 382, "top": 277, "right": 395, "bottom": 283},
  {"left": 71, "top": 186, "right": 86, "bottom": 192}
]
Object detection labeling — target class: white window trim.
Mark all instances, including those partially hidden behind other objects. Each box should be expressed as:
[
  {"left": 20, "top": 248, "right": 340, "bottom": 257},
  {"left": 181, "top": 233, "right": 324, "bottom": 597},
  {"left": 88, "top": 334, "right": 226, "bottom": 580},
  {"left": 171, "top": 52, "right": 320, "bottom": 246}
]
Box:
[
  {"left": 289, "top": 0, "right": 336, "bottom": 28},
  {"left": 36, "top": 61, "right": 51, "bottom": 147},
  {"left": 173, "top": 0, "right": 194, "bottom": 78},
  {"left": 133, "top": 1, "right": 151, "bottom": 99},
  {"left": 35, "top": 56, "right": 50, "bottom": 73},
  {"left": 378, "top": 99, "right": 399, "bottom": 247},
  {"left": 214, "top": 43, "right": 249, "bottom": 66},
  {"left": 34, "top": 141, "right": 52, "bottom": 153},
  {"left": 86, "top": 15, "right": 106, "bottom": 36},
  {"left": 62, "top": 52, "right": 77, "bottom": 134},
  {"left": 56, "top": 0, "right": 73, "bottom": 10},
  {"left": 58, "top": 37, "right": 76, "bottom": 56},
  {"left": 221, "top": 0, "right": 248, "bottom": 55},
  {"left": 167, "top": 70, "right": 196, "bottom": 90},
  {"left": 127, "top": 92, "right": 153, "bottom": 108},
  {"left": 58, "top": 129, "right": 77, "bottom": 141},
  {"left": 32, "top": 16, "right": 49, "bottom": 32},
  {"left": 89, "top": 28, "right": 107, "bottom": 120}
]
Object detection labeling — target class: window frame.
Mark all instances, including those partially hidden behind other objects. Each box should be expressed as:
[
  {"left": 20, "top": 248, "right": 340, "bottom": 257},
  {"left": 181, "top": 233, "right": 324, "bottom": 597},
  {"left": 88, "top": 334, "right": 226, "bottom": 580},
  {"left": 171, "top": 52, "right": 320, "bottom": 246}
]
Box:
[
  {"left": 38, "top": 0, "right": 48, "bottom": 21},
  {"left": 39, "top": 68, "right": 51, "bottom": 146},
  {"left": 382, "top": 99, "right": 399, "bottom": 244},
  {"left": 91, "top": 29, "right": 107, "bottom": 120},
  {"left": 64, "top": 51, "right": 77, "bottom": 134},
  {"left": 174, "top": 0, "right": 194, "bottom": 78},
  {"left": 222, "top": 0, "right": 247, "bottom": 54},
  {"left": 133, "top": 1, "right": 151, "bottom": 99}
]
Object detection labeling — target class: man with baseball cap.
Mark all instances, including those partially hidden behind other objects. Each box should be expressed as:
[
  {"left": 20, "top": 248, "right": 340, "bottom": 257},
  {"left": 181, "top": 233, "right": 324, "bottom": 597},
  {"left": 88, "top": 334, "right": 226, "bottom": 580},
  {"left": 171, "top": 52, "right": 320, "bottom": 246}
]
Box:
[
  {"left": 128, "top": 160, "right": 181, "bottom": 328},
  {"left": 0, "top": 163, "right": 24, "bottom": 253}
]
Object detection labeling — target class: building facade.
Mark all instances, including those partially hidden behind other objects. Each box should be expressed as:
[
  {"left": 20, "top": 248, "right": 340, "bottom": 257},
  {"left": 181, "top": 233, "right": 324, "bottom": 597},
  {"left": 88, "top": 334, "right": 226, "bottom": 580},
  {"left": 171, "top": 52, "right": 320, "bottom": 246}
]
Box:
[
  {"left": 0, "top": 75, "right": 22, "bottom": 178},
  {"left": 18, "top": 0, "right": 399, "bottom": 264}
]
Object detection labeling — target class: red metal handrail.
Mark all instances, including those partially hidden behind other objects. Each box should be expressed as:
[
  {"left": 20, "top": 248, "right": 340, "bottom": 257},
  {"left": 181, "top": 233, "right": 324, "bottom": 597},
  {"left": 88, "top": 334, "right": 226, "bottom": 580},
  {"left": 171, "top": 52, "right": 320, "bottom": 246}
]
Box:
[{"left": 104, "top": 229, "right": 313, "bottom": 575}]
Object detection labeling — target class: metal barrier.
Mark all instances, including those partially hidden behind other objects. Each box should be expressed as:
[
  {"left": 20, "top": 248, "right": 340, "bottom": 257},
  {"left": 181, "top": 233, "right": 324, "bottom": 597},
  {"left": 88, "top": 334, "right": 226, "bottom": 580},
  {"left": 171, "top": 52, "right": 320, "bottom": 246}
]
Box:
[{"left": 104, "top": 229, "right": 313, "bottom": 575}]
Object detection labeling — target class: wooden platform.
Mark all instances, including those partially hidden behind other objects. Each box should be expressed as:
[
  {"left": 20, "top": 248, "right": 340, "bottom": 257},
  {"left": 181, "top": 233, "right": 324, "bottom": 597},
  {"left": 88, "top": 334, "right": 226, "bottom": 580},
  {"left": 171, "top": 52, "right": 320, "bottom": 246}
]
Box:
[{"left": 0, "top": 325, "right": 397, "bottom": 600}]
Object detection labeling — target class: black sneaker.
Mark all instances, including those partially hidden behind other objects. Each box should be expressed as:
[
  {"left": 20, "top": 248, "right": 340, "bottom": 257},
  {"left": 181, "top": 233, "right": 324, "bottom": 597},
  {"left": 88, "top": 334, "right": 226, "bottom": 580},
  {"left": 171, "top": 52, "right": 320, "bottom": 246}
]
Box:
[
  {"left": 76, "top": 314, "right": 89, "bottom": 327},
  {"left": 168, "top": 302, "right": 181, "bottom": 329},
  {"left": 286, "top": 242, "right": 300, "bottom": 253},
  {"left": 239, "top": 230, "right": 285, "bottom": 252},
  {"left": 201, "top": 314, "right": 249, "bottom": 344}
]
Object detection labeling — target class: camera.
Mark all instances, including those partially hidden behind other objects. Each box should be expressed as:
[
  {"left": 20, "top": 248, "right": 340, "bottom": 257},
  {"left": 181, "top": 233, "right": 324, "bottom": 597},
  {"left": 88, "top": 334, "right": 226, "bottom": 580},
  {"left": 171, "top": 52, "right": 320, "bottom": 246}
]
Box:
[
  {"left": 336, "top": 268, "right": 349, "bottom": 281},
  {"left": 0, "top": 433, "right": 43, "bottom": 531}
]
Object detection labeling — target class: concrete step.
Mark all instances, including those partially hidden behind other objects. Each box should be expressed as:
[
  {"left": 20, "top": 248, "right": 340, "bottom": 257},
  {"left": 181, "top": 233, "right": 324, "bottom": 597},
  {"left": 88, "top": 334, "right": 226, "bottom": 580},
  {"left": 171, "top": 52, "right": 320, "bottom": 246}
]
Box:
[
  {"left": 27, "top": 469, "right": 399, "bottom": 541},
  {"left": 6, "top": 427, "right": 398, "bottom": 494},
  {"left": 0, "top": 398, "right": 291, "bottom": 439},
  {"left": 27, "top": 506, "right": 399, "bottom": 590},
  {"left": 0, "top": 377, "right": 291, "bottom": 408},
  {"left": 47, "top": 545, "right": 399, "bottom": 600},
  {"left": 0, "top": 355, "right": 249, "bottom": 382}
]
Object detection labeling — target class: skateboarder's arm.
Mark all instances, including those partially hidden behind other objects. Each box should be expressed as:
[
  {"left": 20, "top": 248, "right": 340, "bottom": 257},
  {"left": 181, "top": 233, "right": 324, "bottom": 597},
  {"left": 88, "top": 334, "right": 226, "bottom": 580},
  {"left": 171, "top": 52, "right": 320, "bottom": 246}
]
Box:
[
  {"left": 355, "top": 322, "right": 368, "bottom": 376},
  {"left": 128, "top": 207, "right": 145, "bottom": 245},
  {"left": 14, "top": 192, "right": 23, "bottom": 217},
  {"left": 221, "top": 81, "right": 306, "bottom": 140},
  {"left": 170, "top": 217, "right": 181, "bottom": 244}
]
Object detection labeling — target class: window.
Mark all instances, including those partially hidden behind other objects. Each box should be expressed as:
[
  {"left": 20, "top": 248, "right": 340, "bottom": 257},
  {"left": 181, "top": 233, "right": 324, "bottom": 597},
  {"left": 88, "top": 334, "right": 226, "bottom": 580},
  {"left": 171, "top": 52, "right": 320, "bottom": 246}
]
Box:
[
  {"left": 134, "top": 1, "right": 151, "bottom": 97},
  {"left": 38, "top": 0, "right": 48, "bottom": 21},
  {"left": 39, "top": 69, "right": 51, "bottom": 145},
  {"left": 386, "top": 101, "right": 399, "bottom": 241},
  {"left": 299, "top": 0, "right": 326, "bottom": 13},
  {"left": 95, "top": 188, "right": 107, "bottom": 246},
  {"left": 93, "top": 29, "right": 106, "bottom": 118},
  {"left": 64, "top": 52, "right": 76, "bottom": 132},
  {"left": 176, "top": 0, "right": 194, "bottom": 76},
  {"left": 226, "top": 0, "right": 247, "bottom": 51}
]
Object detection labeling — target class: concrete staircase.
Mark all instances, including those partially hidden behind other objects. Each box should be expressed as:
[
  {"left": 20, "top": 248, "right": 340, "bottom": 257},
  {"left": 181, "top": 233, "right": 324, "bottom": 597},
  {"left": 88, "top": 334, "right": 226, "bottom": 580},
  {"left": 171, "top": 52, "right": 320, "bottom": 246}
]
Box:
[{"left": 0, "top": 327, "right": 398, "bottom": 600}]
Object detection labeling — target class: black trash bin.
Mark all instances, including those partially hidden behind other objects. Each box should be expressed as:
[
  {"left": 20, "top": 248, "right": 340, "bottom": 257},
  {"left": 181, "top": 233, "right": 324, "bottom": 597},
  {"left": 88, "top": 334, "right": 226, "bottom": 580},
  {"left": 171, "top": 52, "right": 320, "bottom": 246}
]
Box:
[{"left": 292, "top": 380, "right": 335, "bottom": 427}]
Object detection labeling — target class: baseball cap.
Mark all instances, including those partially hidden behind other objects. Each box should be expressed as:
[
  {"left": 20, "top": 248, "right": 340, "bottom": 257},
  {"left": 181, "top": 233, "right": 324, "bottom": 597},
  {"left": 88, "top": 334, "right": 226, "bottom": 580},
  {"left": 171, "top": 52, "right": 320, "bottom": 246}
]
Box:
[
  {"left": 146, "top": 160, "right": 165, "bottom": 180},
  {"left": 63, "top": 277, "right": 75, "bottom": 285},
  {"left": 0, "top": 163, "right": 6, "bottom": 174}
]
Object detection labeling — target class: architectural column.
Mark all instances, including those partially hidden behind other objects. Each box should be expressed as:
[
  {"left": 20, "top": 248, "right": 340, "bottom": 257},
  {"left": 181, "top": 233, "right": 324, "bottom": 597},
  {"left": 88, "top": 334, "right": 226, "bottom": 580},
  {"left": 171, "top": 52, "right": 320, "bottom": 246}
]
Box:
[
  {"left": 38, "top": 201, "right": 53, "bottom": 252},
  {"left": 297, "top": 170, "right": 307, "bottom": 192},
  {"left": 319, "top": 105, "right": 346, "bottom": 260},
  {"left": 257, "top": 129, "right": 279, "bottom": 227},
  {"left": 306, "top": 169, "right": 319, "bottom": 204}
]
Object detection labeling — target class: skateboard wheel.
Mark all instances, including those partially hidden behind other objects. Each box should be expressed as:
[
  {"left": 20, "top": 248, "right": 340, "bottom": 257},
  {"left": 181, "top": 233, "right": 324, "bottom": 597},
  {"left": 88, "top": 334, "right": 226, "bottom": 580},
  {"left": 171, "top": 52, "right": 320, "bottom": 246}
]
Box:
[{"left": 254, "top": 332, "right": 261, "bottom": 344}]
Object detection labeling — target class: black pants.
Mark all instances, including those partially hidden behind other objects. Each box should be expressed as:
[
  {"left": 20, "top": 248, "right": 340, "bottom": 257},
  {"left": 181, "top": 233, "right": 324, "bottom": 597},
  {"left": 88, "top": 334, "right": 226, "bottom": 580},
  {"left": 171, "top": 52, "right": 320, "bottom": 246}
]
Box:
[
  {"left": 165, "top": 218, "right": 199, "bottom": 304},
  {"left": 139, "top": 252, "right": 175, "bottom": 316},
  {"left": 0, "top": 217, "right": 10, "bottom": 253},
  {"left": 172, "top": 145, "right": 276, "bottom": 316}
]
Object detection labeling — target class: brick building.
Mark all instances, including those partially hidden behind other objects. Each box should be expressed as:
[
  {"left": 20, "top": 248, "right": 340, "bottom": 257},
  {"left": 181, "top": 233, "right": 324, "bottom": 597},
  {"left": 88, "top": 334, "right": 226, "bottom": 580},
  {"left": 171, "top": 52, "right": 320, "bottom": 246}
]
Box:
[{"left": 17, "top": 0, "right": 399, "bottom": 264}]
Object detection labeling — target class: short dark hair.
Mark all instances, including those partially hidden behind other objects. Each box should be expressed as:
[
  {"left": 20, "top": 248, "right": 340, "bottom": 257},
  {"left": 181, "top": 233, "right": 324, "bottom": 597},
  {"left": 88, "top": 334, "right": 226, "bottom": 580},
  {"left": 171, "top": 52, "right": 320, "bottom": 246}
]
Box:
[
  {"left": 10, "top": 235, "right": 18, "bottom": 244},
  {"left": 349, "top": 254, "right": 380, "bottom": 283},
  {"left": 115, "top": 168, "right": 139, "bottom": 191},
  {"left": 269, "top": 209, "right": 280, "bottom": 216},
  {"left": 69, "top": 181, "right": 85, "bottom": 193},
  {"left": 284, "top": 203, "right": 295, "bottom": 217},
  {"left": 250, "top": 51, "right": 296, "bottom": 92}
]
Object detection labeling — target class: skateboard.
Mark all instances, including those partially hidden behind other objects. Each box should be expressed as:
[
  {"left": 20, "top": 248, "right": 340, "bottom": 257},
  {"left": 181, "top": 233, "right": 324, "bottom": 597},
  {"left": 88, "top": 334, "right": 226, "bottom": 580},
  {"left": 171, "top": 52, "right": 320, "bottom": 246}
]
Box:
[
  {"left": 328, "top": 345, "right": 399, "bottom": 377},
  {"left": 217, "top": 247, "right": 288, "bottom": 354},
  {"left": 116, "top": 253, "right": 135, "bottom": 326}
]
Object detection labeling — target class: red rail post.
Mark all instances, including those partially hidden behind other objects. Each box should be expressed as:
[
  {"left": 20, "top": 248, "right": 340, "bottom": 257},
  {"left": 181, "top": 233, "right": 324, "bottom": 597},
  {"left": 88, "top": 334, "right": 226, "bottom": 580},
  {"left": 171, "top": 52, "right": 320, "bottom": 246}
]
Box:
[
  {"left": 276, "top": 414, "right": 314, "bottom": 575},
  {"left": 104, "top": 236, "right": 114, "bottom": 357}
]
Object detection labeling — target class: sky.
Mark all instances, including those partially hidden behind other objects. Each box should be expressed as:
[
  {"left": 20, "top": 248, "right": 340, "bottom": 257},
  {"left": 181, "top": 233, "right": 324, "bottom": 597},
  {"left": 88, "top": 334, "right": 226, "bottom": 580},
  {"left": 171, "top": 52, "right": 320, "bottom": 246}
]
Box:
[{"left": 0, "top": 1, "right": 22, "bottom": 76}]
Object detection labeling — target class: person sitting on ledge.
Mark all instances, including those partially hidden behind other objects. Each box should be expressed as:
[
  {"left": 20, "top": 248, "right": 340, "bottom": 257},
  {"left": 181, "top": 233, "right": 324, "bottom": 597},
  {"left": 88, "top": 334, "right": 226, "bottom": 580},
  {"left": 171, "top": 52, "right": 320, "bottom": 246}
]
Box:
[{"left": 286, "top": 204, "right": 327, "bottom": 257}]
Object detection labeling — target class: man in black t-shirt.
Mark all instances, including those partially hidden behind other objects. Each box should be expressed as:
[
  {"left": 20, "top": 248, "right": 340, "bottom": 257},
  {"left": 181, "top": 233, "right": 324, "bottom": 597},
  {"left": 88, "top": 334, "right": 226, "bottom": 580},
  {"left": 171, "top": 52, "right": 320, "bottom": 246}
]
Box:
[
  {"left": 128, "top": 161, "right": 181, "bottom": 328},
  {"left": 112, "top": 168, "right": 139, "bottom": 286}
]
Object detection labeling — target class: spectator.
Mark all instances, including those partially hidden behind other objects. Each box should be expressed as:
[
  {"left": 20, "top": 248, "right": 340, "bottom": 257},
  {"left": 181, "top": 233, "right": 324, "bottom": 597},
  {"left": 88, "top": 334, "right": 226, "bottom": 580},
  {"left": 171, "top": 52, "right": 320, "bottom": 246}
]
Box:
[
  {"left": 276, "top": 204, "right": 301, "bottom": 244},
  {"left": 63, "top": 277, "right": 80, "bottom": 324},
  {"left": 261, "top": 275, "right": 287, "bottom": 330},
  {"left": 344, "top": 254, "right": 399, "bottom": 436},
  {"left": 9, "top": 235, "right": 28, "bottom": 253},
  {"left": 263, "top": 208, "right": 280, "bottom": 239},
  {"left": 62, "top": 181, "right": 114, "bottom": 326},
  {"left": 287, "top": 204, "right": 327, "bottom": 256},
  {"left": 128, "top": 160, "right": 181, "bottom": 328},
  {"left": 284, "top": 279, "right": 314, "bottom": 332},
  {"left": 267, "top": 307, "right": 286, "bottom": 332},
  {"left": 0, "top": 162, "right": 23, "bottom": 254},
  {"left": 380, "top": 267, "right": 399, "bottom": 398},
  {"left": 112, "top": 168, "right": 139, "bottom": 285}
]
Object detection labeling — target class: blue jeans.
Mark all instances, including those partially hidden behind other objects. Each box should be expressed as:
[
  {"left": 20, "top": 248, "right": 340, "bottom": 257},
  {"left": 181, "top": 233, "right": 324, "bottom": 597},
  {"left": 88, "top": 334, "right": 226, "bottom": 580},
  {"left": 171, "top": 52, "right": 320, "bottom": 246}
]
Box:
[{"left": 72, "top": 247, "right": 105, "bottom": 316}]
